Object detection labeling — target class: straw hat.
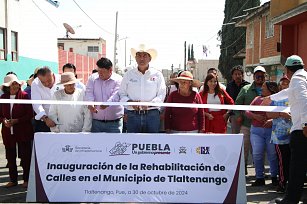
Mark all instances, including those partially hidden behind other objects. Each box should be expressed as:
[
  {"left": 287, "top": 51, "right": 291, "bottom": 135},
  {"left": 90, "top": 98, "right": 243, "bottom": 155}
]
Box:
[
  {"left": 131, "top": 44, "right": 157, "bottom": 60},
  {"left": 1, "top": 74, "right": 25, "bottom": 90},
  {"left": 57, "top": 72, "right": 80, "bottom": 85},
  {"left": 171, "top": 71, "right": 201, "bottom": 87}
]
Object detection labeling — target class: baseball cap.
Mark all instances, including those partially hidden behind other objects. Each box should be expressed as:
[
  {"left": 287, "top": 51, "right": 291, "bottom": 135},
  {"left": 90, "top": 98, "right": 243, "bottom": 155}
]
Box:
[
  {"left": 284, "top": 55, "right": 304, "bottom": 66},
  {"left": 253, "top": 66, "right": 266, "bottom": 74}
]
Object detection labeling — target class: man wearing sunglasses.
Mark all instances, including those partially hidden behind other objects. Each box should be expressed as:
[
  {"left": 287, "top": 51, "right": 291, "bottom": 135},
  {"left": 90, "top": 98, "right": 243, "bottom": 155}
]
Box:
[{"left": 234, "top": 66, "right": 266, "bottom": 175}]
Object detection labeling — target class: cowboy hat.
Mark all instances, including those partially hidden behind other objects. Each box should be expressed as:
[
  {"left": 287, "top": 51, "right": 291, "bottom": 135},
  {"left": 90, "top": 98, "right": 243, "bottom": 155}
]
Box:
[
  {"left": 131, "top": 44, "right": 157, "bottom": 60},
  {"left": 171, "top": 71, "right": 201, "bottom": 87},
  {"left": 57, "top": 72, "right": 80, "bottom": 86},
  {"left": 1, "top": 74, "right": 25, "bottom": 90}
]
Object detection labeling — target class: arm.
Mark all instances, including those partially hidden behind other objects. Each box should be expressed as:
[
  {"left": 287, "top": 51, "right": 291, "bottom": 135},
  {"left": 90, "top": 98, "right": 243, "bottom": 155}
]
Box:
[
  {"left": 245, "top": 96, "right": 259, "bottom": 119},
  {"left": 118, "top": 74, "right": 131, "bottom": 102},
  {"left": 164, "top": 93, "right": 173, "bottom": 133},
  {"left": 48, "top": 94, "right": 59, "bottom": 128},
  {"left": 234, "top": 87, "right": 246, "bottom": 123},
  {"left": 196, "top": 94, "right": 205, "bottom": 132},
  {"left": 106, "top": 78, "right": 122, "bottom": 102},
  {"left": 84, "top": 75, "right": 99, "bottom": 113},
  {"left": 31, "top": 81, "right": 47, "bottom": 120},
  {"left": 151, "top": 72, "right": 167, "bottom": 103},
  {"left": 82, "top": 105, "right": 92, "bottom": 132},
  {"left": 270, "top": 88, "right": 289, "bottom": 101}
]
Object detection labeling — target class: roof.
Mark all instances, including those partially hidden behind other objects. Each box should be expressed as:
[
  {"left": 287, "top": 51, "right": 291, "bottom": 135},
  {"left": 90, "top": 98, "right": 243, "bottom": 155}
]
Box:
[
  {"left": 272, "top": 2, "right": 307, "bottom": 25},
  {"left": 57, "top": 38, "right": 105, "bottom": 41},
  {"left": 236, "top": 2, "right": 270, "bottom": 27}
]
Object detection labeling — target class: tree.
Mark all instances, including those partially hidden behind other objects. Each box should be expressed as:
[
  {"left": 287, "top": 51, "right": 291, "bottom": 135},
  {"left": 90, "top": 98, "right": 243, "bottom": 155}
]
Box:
[{"left": 218, "top": 0, "right": 260, "bottom": 82}]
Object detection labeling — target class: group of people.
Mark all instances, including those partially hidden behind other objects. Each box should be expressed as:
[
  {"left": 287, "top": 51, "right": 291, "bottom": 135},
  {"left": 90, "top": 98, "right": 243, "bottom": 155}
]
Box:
[{"left": 0, "top": 43, "right": 306, "bottom": 203}]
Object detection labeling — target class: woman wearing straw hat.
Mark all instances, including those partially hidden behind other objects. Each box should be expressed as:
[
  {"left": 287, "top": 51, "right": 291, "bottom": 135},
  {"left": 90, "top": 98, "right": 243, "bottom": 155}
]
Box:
[
  {"left": 0, "top": 74, "right": 34, "bottom": 188},
  {"left": 48, "top": 72, "right": 91, "bottom": 133},
  {"left": 164, "top": 71, "right": 205, "bottom": 133},
  {"left": 200, "top": 73, "right": 234, "bottom": 133}
]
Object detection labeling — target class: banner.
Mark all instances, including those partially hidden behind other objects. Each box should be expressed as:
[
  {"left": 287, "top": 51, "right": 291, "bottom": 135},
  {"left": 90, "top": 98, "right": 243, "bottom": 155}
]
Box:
[{"left": 26, "top": 133, "right": 246, "bottom": 203}]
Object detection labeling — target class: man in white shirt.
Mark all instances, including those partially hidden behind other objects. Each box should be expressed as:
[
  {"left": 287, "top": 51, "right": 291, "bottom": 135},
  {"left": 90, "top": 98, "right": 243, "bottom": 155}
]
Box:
[
  {"left": 274, "top": 55, "right": 307, "bottom": 204},
  {"left": 119, "top": 44, "right": 166, "bottom": 133},
  {"left": 49, "top": 72, "right": 91, "bottom": 133},
  {"left": 31, "top": 67, "right": 62, "bottom": 132}
]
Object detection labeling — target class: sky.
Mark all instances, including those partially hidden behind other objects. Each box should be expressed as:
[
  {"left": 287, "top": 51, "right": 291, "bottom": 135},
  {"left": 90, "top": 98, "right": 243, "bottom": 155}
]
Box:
[{"left": 54, "top": 0, "right": 269, "bottom": 71}]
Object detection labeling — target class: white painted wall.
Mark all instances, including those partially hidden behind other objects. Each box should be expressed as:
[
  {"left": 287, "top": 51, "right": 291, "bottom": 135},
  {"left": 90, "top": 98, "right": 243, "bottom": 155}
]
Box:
[
  {"left": 0, "top": 0, "right": 59, "bottom": 62},
  {"left": 57, "top": 39, "right": 106, "bottom": 57}
]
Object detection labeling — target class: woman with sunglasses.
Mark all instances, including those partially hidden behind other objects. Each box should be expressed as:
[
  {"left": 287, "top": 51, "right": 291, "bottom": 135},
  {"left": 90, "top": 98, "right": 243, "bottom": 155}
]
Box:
[{"left": 245, "top": 81, "right": 279, "bottom": 187}]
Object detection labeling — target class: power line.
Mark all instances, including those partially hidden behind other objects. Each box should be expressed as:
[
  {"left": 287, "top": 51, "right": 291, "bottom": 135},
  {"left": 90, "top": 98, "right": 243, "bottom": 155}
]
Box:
[
  {"left": 73, "top": 0, "right": 114, "bottom": 35},
  {"left": 220, "top": 32, "right": 245, "bottom": 50},
  {"left": 203, "top": 0, "right": 252, "bottom": 44},
  {"left": 32, "top": 0, "right": 58, "bottom": 27}
]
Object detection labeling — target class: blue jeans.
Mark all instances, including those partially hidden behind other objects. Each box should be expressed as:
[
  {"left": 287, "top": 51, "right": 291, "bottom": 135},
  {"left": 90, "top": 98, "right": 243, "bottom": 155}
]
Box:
[
  {"left": 91, "top": 119, "right": 123, "bottom": 133},
  {"left": 126, "top": 109, "right": 160, "bottom": 133},
  {"left": 250, "top": 125, "right": 278, "bottom": 179}
]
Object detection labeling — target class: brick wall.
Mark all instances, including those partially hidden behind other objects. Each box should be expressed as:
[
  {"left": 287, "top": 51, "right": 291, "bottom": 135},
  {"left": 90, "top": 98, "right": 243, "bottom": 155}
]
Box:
[{"left": 58, "top": 49, "right": 103, "bottom": 84}]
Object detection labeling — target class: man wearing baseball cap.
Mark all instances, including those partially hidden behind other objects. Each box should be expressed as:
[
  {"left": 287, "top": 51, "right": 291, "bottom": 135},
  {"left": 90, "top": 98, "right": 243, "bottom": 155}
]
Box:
[
  {"left": 234, "top": 65, "right": 266, "bottom": 177},
  {"left": 275, "top": 55, "right": 307, "bottom": 204}
]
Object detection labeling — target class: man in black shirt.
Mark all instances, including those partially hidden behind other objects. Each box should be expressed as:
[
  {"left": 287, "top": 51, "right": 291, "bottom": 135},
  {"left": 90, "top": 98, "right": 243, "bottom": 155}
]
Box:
[{"left": 226, "top": 65, "right": 250, "bottom": 133}]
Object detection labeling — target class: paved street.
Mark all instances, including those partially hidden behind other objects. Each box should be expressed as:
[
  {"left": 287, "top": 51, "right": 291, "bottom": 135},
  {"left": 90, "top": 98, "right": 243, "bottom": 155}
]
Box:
[{"left": 0, "top": 135, "right": 306, "bottom": 203}]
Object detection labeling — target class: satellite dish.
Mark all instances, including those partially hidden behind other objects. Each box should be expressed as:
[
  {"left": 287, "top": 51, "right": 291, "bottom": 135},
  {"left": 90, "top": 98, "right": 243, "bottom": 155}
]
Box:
[{"left": 63, "top": 23, "right": 75, "bottom": 38}]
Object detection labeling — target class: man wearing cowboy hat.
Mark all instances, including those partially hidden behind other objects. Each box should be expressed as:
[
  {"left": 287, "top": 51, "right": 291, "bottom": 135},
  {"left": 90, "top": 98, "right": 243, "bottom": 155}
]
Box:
[
  {"left": 48, "top": 72, "right": 91, "bottom": 133},
  {"left": 119, "top": 44, "right": 166, "bottom": 133},
  {"left": 31, "top": 66, "right": 62, "bottom": 132}
]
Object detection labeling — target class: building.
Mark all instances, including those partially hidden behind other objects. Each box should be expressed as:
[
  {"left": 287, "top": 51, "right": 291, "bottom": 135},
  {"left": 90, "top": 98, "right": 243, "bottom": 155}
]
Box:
[
  {"left": 57, "top": 38, "right": 106, "bottom": 83},
  {"left": 236, "top": 2, "right": 284, "bottom": 82},
  {"left": 271, "top": 0, "right": 307, "bottom": 64},
  {"left": 0, "top": 0, "right": 59, "bottom": 81},
  {"left": 194, "top": 59, "right": 221, "bottom": 83}
]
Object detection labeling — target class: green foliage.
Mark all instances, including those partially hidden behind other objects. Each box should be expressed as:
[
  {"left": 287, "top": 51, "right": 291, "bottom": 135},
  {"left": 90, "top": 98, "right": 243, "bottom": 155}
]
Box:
[{"left": 218, "top": 0, "right": 260, "bottom": 82}]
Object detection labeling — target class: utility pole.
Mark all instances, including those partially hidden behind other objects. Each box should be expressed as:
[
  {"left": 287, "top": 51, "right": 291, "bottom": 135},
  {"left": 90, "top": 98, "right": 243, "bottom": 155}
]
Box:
[
  {"left": 113, "top": 11, "right": 118, "bottom": 72},
  {"left": 124, "top": 38, "right": 127, "bottom": 67},
  {"left": 184, "top": 41, "right": 186, "bottom": 71}
]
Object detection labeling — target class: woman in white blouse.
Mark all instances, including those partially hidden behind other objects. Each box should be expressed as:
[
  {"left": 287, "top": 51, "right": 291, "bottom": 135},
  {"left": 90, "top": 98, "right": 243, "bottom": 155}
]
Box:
[{"left": 48, "top": 72, "right": 91, "bottom": 132}]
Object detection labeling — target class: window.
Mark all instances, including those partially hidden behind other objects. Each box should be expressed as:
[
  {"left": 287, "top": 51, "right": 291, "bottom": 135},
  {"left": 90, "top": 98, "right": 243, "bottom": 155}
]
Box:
[
  {"left": 11, "top": 31, "right": 18, "bottom": 61},
  {"left": 265, "top": 15, "right": 274, "bottom": 38},
  {"left": 247, "top": 22, "right": 254, "bottom": 48},
  {"left": 0, "top": 27, "right": 6, "bottom": 60},
  {"left": 57, "top": 43, "right": 64, "bottom": 50},
  {"left": 88, "top": 46, "right": 99, "bottom": 52}
]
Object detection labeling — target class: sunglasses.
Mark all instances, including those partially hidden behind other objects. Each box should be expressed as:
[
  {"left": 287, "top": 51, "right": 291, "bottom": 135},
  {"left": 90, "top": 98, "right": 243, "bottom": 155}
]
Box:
[{"left": 255, "top": 75, "right": 265, "bottom": 80}]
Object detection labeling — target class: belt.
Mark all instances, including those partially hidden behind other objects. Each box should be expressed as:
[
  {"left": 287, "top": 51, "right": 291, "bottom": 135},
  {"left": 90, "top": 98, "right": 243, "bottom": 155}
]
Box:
[
  {"left": 128, "top": 109, "right": 158, "bottom": 115},
  {"left": 94, "top": 118, "right": 122, "bottom": 123}
]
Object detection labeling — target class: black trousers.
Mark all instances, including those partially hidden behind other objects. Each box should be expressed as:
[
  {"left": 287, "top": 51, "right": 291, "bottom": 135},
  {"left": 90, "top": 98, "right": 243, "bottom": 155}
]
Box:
[
  {"left": 6, "top": 141, "right": 32, "bottom": 182},
  {"left": 34, "top": 120, "right": 50, "bottom": 132},
  {"left": 275, "top": 144, "right": 290, "bottom": 187},
  {"left": 286, "top": 130, "right": 307, "bottom": 203}
]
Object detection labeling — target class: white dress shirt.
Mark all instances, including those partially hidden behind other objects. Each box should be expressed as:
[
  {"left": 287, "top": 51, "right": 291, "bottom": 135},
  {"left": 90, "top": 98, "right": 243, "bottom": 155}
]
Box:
[
  {"left": 31, "top": 74, "right": 62, "bottom": 120},
  {"left": 49, "top": 88, "right": 92, "bottom": 132},
  {"left": 119, "top": 67, "right": 166, "bottom": 110},
  {"left": 287, "top": 69, "right": 307, "bottom": 132}
]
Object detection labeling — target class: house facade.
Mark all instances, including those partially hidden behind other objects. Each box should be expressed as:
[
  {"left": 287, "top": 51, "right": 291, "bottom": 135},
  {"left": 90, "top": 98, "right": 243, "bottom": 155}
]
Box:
[
  {"left": 271, "top": 0, "right": 307, "bottom": 65},
  {"left": 57, "top": 38, "right": 107, "bottom": 83},
  {"left": 236, "top": 2, "right": 284, "bottom": 82},
  {"left": 0, "top": 0, "right": 59, "bottom": 81}
]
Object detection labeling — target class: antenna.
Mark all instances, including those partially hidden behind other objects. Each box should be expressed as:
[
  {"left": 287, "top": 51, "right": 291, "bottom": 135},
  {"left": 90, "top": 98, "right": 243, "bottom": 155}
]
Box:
[{"left": 63, "top": 23, "right": 75, "bottom": 38}]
